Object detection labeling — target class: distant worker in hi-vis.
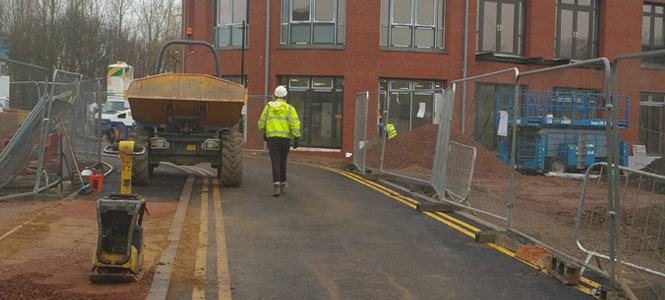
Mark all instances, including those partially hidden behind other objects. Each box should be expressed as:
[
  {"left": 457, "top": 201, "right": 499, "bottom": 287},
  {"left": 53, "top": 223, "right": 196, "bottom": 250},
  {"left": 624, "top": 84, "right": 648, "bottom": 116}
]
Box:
[
  {"left": 258, "top": 85, "right": 301, "bottom": 196},
  {"left": 378, "top": 114, "right": 397, "bottom": 140}
]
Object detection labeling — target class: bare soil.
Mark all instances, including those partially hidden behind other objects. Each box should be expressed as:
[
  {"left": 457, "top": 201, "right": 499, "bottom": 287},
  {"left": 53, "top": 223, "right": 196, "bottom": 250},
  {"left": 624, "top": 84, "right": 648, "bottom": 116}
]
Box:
[{"left": 0, "top": 197, "right": 177, "bottom": 300}]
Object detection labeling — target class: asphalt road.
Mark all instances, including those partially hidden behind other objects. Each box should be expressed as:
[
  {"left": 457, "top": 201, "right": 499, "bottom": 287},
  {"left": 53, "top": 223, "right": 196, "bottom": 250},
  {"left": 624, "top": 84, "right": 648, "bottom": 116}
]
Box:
[
  {"left": 102, "top": 155, "right": 595, "bottom": 299},
  {"left": 191, "top": 157, "right": 592, "bottom": 299}
]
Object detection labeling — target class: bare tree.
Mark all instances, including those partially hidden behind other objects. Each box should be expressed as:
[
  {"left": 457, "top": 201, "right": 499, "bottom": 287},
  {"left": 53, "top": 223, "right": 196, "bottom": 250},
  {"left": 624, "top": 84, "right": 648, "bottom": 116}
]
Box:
[
  {"left": 2, "top": 0, "right": 180, "bottom": 79},
  {"left": 134, "top": 0, "right": 181, "bottom": 76}
]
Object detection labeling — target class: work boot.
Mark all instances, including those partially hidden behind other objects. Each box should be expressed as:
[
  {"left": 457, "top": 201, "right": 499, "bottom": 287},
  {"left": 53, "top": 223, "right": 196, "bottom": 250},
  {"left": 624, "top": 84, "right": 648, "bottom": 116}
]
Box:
[
  {"left": 272, "top": 183, "right": 281, "bottom": 197},
  {"left": 280, "top": 182, "right": 288, "bottom": 193}
]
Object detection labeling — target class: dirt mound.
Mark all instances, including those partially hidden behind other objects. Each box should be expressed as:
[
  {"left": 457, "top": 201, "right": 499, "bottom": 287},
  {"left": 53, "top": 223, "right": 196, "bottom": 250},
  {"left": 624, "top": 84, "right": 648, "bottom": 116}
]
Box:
[
  {"left": 366, "top": 124, "right": 513, "bottom": 179},
  {"left": 448, "top": 128, "right": 513, "bottom": 179}
]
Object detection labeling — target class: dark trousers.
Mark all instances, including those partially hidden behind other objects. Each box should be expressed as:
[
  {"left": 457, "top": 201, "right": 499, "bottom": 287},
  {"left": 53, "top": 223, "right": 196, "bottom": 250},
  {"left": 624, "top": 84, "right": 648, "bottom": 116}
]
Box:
[{"left": 267, "top": 137, "right": 290, "bottom": 184}]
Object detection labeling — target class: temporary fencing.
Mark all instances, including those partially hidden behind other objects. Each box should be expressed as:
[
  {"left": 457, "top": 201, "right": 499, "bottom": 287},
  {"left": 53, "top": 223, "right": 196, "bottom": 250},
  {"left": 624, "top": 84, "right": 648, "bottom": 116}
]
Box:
[
  {"left": 437, "top": 68, "right": 520, "bottom": 221},
  {"left": 353, "top": 92, "right": 369, "bottom": 173},
  {"left": 358, "top": 92, "right": 382, "bottom": 174},
  {"left": 353, "top": 87, "right": 479, "bottom": 207},
  {"left": 507, "top": 59, "right": 612, "bottom": 264},
  {"left": 444, "top": 141, "right": 476, "bottom": 204},
  {"left": 577, "top": 162, "right": 665, "bottom": 297},
  {"left": 0, "top": 59, "right": 102, "bottom": 201},
  {"left": 604, "top": 49, "right": 665, "bottom": 298},
  {"left": 352, "top": 52, "right": 665, "bottom": 295}
]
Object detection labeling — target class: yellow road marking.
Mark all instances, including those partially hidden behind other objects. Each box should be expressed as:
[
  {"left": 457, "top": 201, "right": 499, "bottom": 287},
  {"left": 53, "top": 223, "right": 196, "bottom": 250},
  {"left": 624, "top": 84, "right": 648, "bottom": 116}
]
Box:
[
  {"left": 193, "top": 177, "right": 209, "bottom": 300},
  {"left": 190, "top": 166, "right": 216, "bottom": 177},
  {"left": 183, "top": 166, "right": 231, "bottom": 299},
  {"left": 424, "top": 212, "right": 476, "bottom": 238},
  {"left": 213, "top": 179, "right": 232, "bottom": 300}
]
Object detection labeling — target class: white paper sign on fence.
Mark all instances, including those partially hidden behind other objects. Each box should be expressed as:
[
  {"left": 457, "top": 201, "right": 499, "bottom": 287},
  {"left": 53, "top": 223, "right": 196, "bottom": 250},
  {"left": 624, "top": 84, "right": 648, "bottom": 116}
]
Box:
[
  {"left": 417, "top": 102, "right": 426, "bottom": 118},
  {"left": 498, "top": 111, "right": 508, "bottom": 136}
]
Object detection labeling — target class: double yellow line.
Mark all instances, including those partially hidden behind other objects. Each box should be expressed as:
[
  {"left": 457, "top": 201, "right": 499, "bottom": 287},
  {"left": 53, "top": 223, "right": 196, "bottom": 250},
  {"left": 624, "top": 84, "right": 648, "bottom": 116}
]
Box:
[
  {"left": 185, "top": 166, "right": 231, "bottom": 300},
  {"left": 308, "top": 163, "right": 601, "bottom": 298}
]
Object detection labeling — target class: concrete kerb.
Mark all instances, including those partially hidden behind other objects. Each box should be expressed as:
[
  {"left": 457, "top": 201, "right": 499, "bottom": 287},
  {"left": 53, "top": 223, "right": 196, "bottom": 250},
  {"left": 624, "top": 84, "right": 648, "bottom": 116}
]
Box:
[{"left": 377, "top": 179, "right": 501, "bottom": 230}]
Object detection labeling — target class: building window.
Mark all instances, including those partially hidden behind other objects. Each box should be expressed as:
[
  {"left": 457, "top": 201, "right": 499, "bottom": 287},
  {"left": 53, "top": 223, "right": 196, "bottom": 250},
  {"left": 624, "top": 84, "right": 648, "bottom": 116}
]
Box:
[
  {"left": 221, "top": 75, "right": 248, "bottom": 86},
  {"left": 640, "top": 92, "right": 665, "bottom": 155},
  {"left": 214, "top": 0, "right": 248, "bottom": 48},
  {"left": 476, "top": 0, "right": 525, "bottom": 55},
  {"left": 280, "top": 0, "right": 346, "bottom": 45},
  {"left": 643, "top": 3, "right": 665, "bottom": 66},
  {"left": 555, "top": 0, "right": 599, "bottom": 60},
  {"left": 378, "top": 79, "right": 443, "bottom": 134},
  {"left": 380, "top": 0, "right": 446, "bottom": 49},
  {"left": 278, "top": 76, "right": 344, "bottom": 148}
]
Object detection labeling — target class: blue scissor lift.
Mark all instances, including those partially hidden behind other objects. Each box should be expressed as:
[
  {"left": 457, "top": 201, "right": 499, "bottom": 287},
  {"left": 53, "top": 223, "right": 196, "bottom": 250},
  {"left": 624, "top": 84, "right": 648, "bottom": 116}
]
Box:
[{"left": 495, "top": 90, "right": 629, "bottom": 173}]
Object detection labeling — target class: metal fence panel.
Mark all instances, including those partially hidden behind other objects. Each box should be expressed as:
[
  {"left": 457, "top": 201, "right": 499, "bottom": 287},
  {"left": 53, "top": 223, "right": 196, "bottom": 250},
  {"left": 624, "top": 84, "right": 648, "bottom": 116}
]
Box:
[
  {"left": 609, "top": 49, "right": 665, "bottom": 298},
  {"left": 505, "top": 59, "right": 614, "bottom": 282},
  {"left": 362, "top": 92, "right": 383, "bottom": 173},
  {"left": 431, "top": 91, "right": 453, "bottom": 200},
  {"left": 0, "top": 61, "right": 101, "bottom": 200},
  {"left": 353, "top": 92, "right": 368, "bottom": 173},
  {"left": 0, "top": 61, "right": 52, "bottom": 197},
  {"left": 576, "top": 163, "right": 665, "bottom": 296},
  {"left": 445, "top": 141, "right": 476, "bottom": 203},
  {"left": 380, "top": 89, "right": 444, "bottom": 182},
  {"left": 436, "top": 69, "right": 520, "bottom": 222}
]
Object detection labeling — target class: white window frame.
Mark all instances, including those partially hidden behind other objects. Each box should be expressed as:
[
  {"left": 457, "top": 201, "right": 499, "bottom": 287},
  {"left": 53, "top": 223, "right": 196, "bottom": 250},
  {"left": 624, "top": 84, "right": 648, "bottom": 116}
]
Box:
[
  {"left": 214, "top": 0, "right": 248, "bottom": 48},
  {"left": 281, "top": 0, "right": 346, "bottom": 45},
  {"left": 380, "top": 0, "right": 446, "bottom": 49}
]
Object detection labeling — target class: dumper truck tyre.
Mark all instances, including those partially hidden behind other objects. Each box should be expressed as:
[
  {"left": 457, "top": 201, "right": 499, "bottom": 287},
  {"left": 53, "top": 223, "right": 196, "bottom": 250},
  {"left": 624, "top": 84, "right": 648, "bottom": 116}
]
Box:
[
  {"left": 128, "top": 127, "right": 150, "bottom": 185},
  {"left": 220, "top": 130, "right": 242, "bottom": 187},
  {"left": 105, "top": 125, "right": 121, "bottom": 144}
]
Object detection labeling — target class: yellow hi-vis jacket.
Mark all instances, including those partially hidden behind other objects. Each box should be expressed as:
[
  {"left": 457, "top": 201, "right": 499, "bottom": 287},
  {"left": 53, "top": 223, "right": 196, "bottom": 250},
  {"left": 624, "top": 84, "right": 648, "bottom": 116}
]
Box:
[
  {"left": 386, "top": 124, "right": 397, "bottom": 139},
  {"left": 258, "top": 98, "right": 301, "bottom": 139}
]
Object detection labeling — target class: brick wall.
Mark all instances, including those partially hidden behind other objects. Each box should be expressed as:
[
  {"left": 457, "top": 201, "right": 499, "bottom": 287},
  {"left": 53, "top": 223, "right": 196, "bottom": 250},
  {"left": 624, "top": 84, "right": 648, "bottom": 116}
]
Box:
[{"left": 185, "top": 0, "right": 665, "bottom": 155}]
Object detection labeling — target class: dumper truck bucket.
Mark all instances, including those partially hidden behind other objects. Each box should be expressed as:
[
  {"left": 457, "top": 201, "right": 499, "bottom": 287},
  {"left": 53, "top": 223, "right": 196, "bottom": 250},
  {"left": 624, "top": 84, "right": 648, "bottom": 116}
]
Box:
[
  {"left": 127, "top": 74, "right": 245, "bottom": 129},
  {"left": 128, "top": 40, "right": 246, "bottom": 130}
]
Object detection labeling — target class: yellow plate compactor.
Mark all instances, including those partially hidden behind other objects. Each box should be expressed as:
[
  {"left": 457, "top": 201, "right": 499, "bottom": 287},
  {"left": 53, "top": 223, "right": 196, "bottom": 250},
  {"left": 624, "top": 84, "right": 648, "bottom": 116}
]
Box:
[{"left": 90, "top": 141, "right": 147, "bottom": 282}]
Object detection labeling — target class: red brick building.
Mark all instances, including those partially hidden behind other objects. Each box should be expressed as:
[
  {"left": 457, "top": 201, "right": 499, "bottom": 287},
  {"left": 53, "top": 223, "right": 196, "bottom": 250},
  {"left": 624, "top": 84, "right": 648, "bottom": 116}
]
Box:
[{"left": 184, "top": 0, "right": 665, "bottom": 157}]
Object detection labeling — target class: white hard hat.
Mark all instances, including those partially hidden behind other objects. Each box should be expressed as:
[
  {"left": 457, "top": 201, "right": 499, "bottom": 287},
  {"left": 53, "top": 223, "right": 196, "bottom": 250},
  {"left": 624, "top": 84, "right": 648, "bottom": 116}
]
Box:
[{"left": 274, "top": 85, "right": 288, "bottom": 98}]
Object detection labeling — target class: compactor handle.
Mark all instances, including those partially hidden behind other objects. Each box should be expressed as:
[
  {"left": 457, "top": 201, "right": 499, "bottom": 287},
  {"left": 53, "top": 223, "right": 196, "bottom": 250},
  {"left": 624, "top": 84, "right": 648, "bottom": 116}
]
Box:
[
  {"left": 155, "top": 40, "right": 221, "bottom": 77},
  {"left": 103, "top": 144, "right": 119, "bottom": 155},
  {"left": 103, "top": 144, "right": 146, "bottom": 156}
]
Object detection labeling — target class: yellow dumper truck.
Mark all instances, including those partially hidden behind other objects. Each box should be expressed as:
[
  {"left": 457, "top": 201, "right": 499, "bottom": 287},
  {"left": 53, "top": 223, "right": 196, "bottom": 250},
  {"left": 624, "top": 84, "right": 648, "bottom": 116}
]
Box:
[{"left": 126, "top": 40, "right": 245, "bottom": 186}]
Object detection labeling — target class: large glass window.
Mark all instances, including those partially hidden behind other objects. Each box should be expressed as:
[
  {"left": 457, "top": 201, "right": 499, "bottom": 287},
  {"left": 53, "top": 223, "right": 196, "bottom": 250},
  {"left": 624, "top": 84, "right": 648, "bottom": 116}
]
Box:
[
  {"left": 476, "top": 0, "right": 525, "bottom": 55},
  {"left": 281, "top": 0, "right": 346, "bottom": 45},
  {"left": 380, "top": 0, "right": 446, "bottom": 49},
  {"left": 378, "top": 79, "right": 443, "bottom": 134},
  {"left": 643, "top": 3, "right": 665, "bottom": 66},
  {"left": 278, "top": 76, "right": 344, "bottom": 148},
  {"left": 640, "top": 92, "right": 665, "bottom": 155},
  {"left": 555, "top": 0, "right": 599, "bottom": 60},
  {"left": 214, "top": 0, "right": 248, "bottom": 47}
]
